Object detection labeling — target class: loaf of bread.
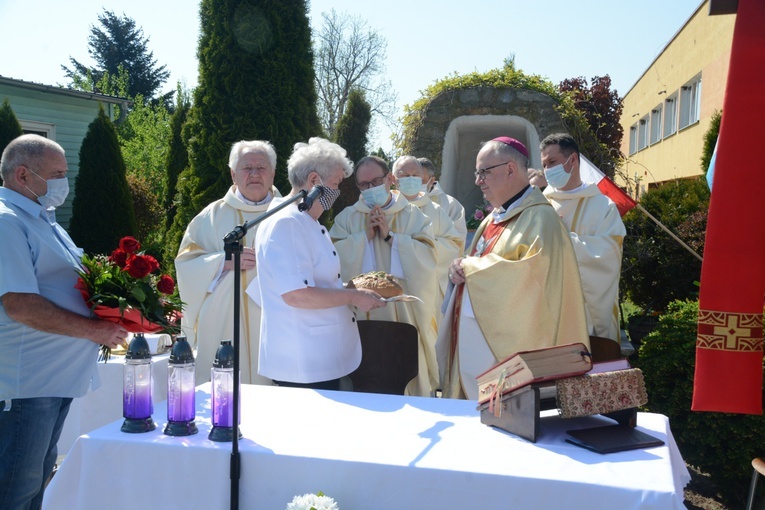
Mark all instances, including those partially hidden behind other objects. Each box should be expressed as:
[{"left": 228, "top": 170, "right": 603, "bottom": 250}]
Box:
[{"left": 347, "top": 271, "right": 403, "bottom": 298}]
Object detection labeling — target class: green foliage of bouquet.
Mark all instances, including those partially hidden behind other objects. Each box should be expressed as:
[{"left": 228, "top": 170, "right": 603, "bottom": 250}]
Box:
[
  {"left": 76, "top": 236, "right": 184, "bottom": 359},
  {"left": 466, "top": 202, "right": 493, "bottom": 230}
]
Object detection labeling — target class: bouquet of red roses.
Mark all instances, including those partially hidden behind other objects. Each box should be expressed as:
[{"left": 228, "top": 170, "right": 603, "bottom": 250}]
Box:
[{"left": 76, "top": 236, "right": 184, "bottom": 359}]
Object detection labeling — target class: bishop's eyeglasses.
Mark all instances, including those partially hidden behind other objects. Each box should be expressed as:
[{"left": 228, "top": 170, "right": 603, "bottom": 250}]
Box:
[{"left": 474, "top": 161, "right": 510, "bottom": 181}]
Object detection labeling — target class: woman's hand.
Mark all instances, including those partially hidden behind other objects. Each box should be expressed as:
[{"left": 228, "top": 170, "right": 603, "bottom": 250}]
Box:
[{"left": 351, "top": 288, "right": 387, "bottom": 312}]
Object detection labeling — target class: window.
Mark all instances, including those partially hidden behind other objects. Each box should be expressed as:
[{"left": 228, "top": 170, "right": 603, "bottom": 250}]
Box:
[
  {"left": 650, "top": 104, "right": 662, "bottom": 145},
  {"left": 663, "top": 93, "right": 677, "bottom": 138},
  {"left": 638, "top": 115, "right": 649, "bottom": 151},
  {"left": 679, "top": 75, "right": 701, "bottom": 129},
  {"left": 629, "top": 124, "right": 638, "bottom": 155},
  {"left": 20, "top": 120, "right": 55, "bottom": 139}
]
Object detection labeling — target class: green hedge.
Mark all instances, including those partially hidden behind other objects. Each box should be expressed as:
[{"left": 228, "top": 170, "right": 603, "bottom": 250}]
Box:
[{"left": 635, "top": 299, "right": 765, "bottom": 508}]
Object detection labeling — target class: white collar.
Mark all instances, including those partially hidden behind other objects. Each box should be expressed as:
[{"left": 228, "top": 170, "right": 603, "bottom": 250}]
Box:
[{"left": 235, "top": 187, "right": 272, "bottom": 206}]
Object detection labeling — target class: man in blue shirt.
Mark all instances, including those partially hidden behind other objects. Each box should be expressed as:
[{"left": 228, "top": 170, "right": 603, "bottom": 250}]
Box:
[{"left": 0, "top": 134, "right": 126, "bottom": 509}]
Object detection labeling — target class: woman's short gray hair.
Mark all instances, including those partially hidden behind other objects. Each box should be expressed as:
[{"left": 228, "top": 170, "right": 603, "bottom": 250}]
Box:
[
  {"left": 228, "top": 140, "right": 277, "bottom": 172},
  {"left": 287, "top": 137, "right": 353, "bottom": 187}
]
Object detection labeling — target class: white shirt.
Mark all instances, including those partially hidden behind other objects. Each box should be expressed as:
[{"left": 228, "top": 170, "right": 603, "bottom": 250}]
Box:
[{"left": 254, "top": 199, "right": 361, "bottom": 383}]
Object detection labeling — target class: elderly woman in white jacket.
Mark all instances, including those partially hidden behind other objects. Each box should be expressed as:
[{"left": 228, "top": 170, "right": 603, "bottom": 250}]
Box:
[{"left": 254, "top": 138, "right": 386, "bottom": 390}]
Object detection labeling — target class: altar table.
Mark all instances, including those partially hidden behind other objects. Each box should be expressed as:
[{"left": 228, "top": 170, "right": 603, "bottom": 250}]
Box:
[
  {"left": 56, "top": 353, "right": 169, "bottom": 455},
  {"left": 44, "top": 384, "right": 690, "bottom": 510}
]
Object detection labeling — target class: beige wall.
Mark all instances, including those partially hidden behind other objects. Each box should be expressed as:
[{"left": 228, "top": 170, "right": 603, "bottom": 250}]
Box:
[{"left": 618, "top": 1, "right": 735, "bottom": 193}]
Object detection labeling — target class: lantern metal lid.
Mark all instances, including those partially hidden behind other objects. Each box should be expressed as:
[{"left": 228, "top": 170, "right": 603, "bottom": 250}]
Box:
[{"left": 169, "top": 334, "right": 194, "bottom": 364}]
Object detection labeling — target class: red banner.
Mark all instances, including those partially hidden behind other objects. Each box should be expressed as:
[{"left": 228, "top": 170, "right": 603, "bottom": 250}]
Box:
[{"left": 693, "top": 0, "right": 765, "bottom": 414}]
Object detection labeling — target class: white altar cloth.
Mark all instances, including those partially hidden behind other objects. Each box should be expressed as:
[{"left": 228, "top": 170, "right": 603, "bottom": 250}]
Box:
[
  {"left": 56, "top": 353, "right": 169, "bottom": 455},
  {"left": 44, "top": 384, "right": 690, "bottom": 510}
]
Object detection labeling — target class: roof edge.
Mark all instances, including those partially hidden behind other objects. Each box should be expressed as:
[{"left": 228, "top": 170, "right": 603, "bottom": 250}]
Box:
[{"left": 0, "top": 75, "right": 130, "bottom": 105}]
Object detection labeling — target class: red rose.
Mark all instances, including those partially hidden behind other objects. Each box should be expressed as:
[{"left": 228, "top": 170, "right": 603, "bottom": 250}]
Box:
[
  {"left": 124, "top": 254, "right": 153, "bottom": 279},
  {"left": 144, "top": 254, "right": 160, "bottom": 273},
  {"left": 157, "top": 274, "right": 175, "bottom": 294},
  {"left": 119, "top": 236, "right": 141, "bottom": 254},
  {"left": 109, "top": 248, "right": 129, "bottom": 268},
  {"left": 74, "top": 277, "right": 91, "bottom": 301}
]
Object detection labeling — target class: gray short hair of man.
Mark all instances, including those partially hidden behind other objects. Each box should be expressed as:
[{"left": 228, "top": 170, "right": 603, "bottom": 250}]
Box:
[
  {"left": 228, "top": 140, "right": 277, "bottom": 172},
  {"left": 391, "top": 155, "right": 422, "bottom": 175},
  {"left": 1, "top": 134, "right": 65, "bottom": 181},
  {"left": 481, "top": 140, "right": 529, "bottom": 171},
  {"left": 417, "top": 157, "right": 436, "bottom": 178},
  {"left": 287, "top": 137, "right": 353, "bottom": 188}
]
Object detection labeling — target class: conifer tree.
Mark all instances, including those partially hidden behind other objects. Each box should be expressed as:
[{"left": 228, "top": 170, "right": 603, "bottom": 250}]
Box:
[
  {"left": 70, "top": 106, "right": 136, "bottom": 254},
  {"left": 163, "top": 85, "right": 191, "bottom": 232},
  {"left": 63, "top": 10, "right": 170, "bottom": 101},
  {"left": 332, "top": 88, "right": 371, "bottom": 217},
  {"left": 166, "top": 0, "right": 320, "bottom": 251},
  {"left": 0, "top": 98, "right": 23, "bottom": 167}
]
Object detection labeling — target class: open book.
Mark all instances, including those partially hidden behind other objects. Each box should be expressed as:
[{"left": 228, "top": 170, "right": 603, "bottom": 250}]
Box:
[{"left": 476, "top": 343, "right": 592, "bottom": 404}]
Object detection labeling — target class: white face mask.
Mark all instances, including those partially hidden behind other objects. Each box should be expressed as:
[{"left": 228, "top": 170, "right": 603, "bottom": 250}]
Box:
[
  {"left": 396, "top": 176, "right": 422, "bottom": 197},
  {"left": 27, "top": 170, "right": 70, "bottom": 209},
  {"left": 361, "top": 182, "right": 390, "bottom": 207},
  {"left": 543, "top": 155, "right": 573, "bottom": 190}
]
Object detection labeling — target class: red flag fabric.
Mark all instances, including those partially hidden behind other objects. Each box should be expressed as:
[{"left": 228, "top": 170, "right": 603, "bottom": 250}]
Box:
[
  {"left": 693, "top": 0, "right": 765, "bottom": 414},
  {"left": 578, "top": 155, "right": 637, "bottom": 216}
]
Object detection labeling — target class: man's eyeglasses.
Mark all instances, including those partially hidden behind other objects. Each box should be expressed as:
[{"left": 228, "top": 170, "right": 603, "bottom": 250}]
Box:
[
  {"left": 474, "top": 161, "right": 510, "bottom": 181},
  {"left": 356, "top": 175, "right": 387, "bottom": 190}
]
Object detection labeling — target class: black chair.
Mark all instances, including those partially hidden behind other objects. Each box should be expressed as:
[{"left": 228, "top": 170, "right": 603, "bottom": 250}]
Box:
[
  {"left": 589, "top": 335, "right": 625, "bottom": 363},
  {"left": 348, "top": 320, "right": 418, "bottom": 395}
]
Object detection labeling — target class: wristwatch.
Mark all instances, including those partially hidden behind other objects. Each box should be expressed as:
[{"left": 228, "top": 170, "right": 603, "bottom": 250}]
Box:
[{"left": 384, "top": 232, "right": 393, "bottom": 242}]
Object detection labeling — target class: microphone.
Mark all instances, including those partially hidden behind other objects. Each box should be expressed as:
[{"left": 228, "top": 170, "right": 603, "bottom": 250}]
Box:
[{"left": 298, "top": 185, "right": 323, "bottom": 211}]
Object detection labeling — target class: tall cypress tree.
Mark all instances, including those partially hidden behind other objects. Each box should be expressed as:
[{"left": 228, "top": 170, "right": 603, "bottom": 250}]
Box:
[
  {"left": 0, "top": 98, "right": 23, "bottom": 165},
  {"left": 167, "top": 0, "right": 320, "bottom": 251},
  {"left": 70, "top": 105, "right": 136, "bottom": 254},
  {"left": 163, "top": 86, "right": 190, "bottom": 231},
  {"left": 332, "top": 88, "right": 371, "bottom": 217}
]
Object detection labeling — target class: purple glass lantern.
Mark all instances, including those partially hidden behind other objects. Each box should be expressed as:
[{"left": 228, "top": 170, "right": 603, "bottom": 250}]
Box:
[
  {"left": 121, "top": 333, "right": 156, "bottom": 433},
  {"left": 208, "top": 340, "right": 241, "bottom": 442},
  {"left": 163, "top": 334, "right": 198, "bottom": 436}
]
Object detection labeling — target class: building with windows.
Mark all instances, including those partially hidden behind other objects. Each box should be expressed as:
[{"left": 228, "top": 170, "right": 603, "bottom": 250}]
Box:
[
  {"left": 0, "top": 75, "right": 128, "bottom": 228},
  {"left": 618, "top": 1, "right": 735, "bottom": 196}
]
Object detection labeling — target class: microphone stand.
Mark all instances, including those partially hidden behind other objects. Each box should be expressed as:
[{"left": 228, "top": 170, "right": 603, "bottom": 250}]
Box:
[{"left": 222, "top": 189, "right": 307, "bottom": 510}]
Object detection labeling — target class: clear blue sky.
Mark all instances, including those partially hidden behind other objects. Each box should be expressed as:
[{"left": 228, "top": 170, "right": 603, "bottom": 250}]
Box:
[{"left": 0, "top": 0, "right": 704, "bottom": 152}]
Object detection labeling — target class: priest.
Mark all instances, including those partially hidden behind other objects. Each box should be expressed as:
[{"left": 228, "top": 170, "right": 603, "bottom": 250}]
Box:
[
  {"left": 437, "top": 137, "right": 589, "bottom": 400},
  {"left": 540, "top": 133, "right": 625, "bottom": 342},
  {"left": 330, "top": 155, "right": 438, "bottom": 397},
  {"left": 175, "top": 140, "right": 280, "bottom": 385},
  {"left": 419, "top": 157, "right": 467, "bottom": 245},
  {"left": 392, "top": 155, "right": 463, "bottom": 317}
]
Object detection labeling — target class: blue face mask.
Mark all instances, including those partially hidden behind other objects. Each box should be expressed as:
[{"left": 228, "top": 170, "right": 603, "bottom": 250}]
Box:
[
  {"left": 361, "top": 182, "right": 390, "bottom": 207},
  {"left": 543, "top": 155, "right": 573, "bottom": 189},
  {"left": 396, "top": 176, "right": 422, "bottom": 197}
]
